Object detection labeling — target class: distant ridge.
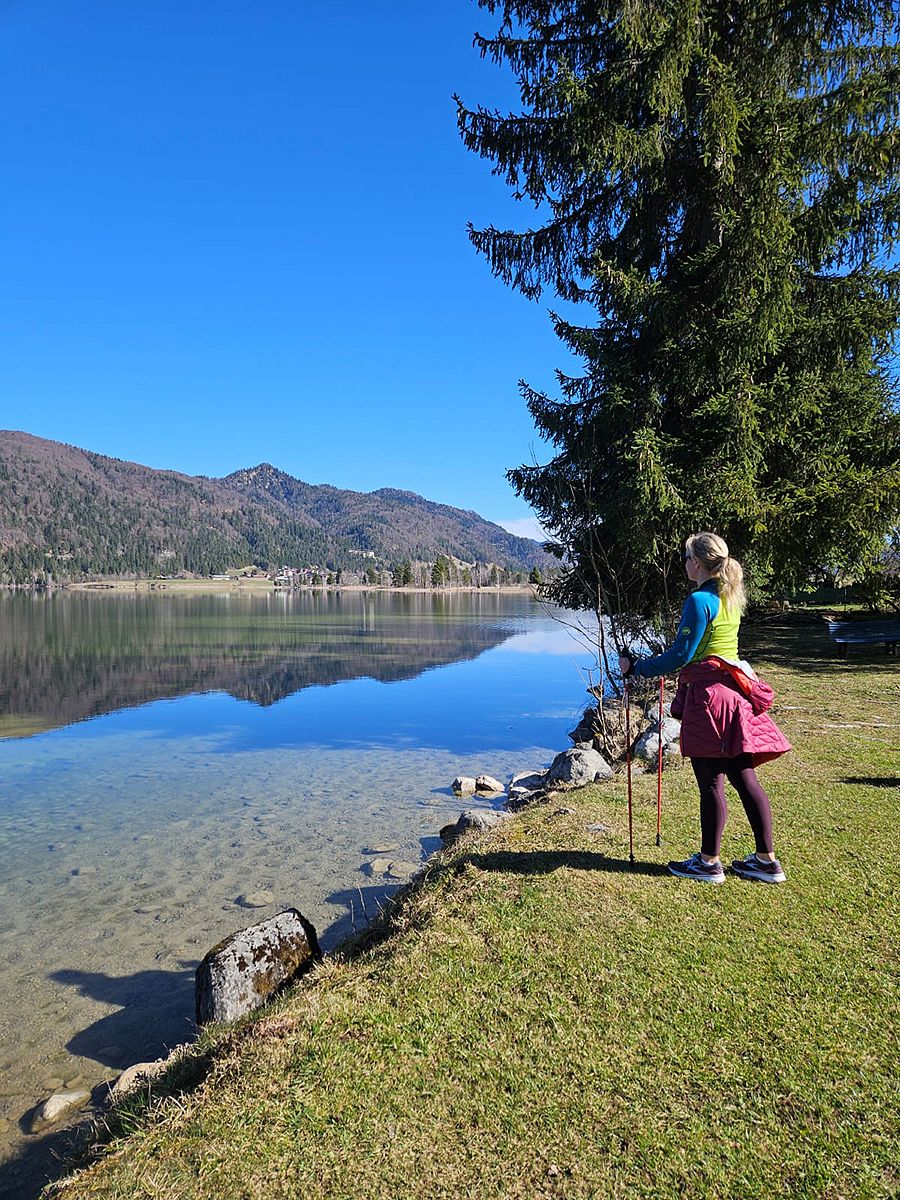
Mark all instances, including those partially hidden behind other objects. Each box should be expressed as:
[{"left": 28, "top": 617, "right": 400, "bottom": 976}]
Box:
[{"left": 0, "top": 431, "right": 551, "bottom": 582}]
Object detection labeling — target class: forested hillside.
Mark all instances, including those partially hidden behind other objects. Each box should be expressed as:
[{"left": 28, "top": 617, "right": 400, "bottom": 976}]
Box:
[{"left": 0, "top": 432, "right": 549, "bottom": 583}]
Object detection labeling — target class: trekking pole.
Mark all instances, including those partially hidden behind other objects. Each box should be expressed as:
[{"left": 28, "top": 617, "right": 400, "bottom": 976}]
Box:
[
  {"left": 656, "top": 676, "right": 664, "bottom": 848},
  {"left": 625, "top": 681, "right": 634, "bottom": 864}
]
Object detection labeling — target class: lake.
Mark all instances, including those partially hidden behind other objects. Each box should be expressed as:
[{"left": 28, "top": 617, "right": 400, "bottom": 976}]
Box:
[{"left": 0, "top": 589, "right": 598, "bottom": 1188}]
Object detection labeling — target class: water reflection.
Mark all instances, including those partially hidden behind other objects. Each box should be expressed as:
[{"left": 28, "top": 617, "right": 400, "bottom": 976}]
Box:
[{"left": 0, "top": 590, "right": 530, "bottom": 739}]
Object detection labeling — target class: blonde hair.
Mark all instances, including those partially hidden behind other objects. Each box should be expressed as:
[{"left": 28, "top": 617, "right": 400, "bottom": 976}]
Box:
[{"left": 685, "top": 531, "right": 746, "bottom": 615}]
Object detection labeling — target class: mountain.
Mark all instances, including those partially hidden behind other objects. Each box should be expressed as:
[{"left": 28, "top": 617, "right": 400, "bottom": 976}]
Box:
[{"left": 0, "top": 431, "right": 551, "bottom": 582}]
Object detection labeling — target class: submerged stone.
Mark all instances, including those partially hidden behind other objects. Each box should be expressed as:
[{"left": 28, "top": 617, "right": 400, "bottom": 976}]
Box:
[
  {"left": 387, "top": 861, "right": 419, "bottom": 879},
  {"left": 452, "top": 776, "right": 477, "bottom": 795},
  {"left": 362, "top": 858, "right": 393, "bottom": 877},
  {"left": 235, "top": 891, "right": 276, "bottom": 908}
]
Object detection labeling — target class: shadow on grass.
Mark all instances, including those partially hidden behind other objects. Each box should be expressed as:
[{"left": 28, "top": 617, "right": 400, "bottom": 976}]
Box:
[
  {"left": 842, "top": 776, "right": 900, "bottom": 789},
  {"left": 743, "top": 622, "right": 900, "bottom": 674},
  {"left": 466, "top": 849, "right": 671, "bottom": 878}
]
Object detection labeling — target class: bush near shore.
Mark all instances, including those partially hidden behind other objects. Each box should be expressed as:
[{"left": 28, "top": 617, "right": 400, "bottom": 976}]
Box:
[{"left": 50, "top": 623, "right": 898, "bottom": 1200}]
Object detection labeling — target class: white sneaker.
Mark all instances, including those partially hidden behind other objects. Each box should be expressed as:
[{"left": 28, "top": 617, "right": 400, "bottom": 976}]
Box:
[{"left": 731, "top": 852, "right": 786, "bottom": 884}]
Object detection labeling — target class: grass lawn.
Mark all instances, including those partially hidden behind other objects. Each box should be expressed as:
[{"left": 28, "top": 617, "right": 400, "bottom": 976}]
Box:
[{"left": 51, "top": 623, "right": 899, "bottom": 1199}]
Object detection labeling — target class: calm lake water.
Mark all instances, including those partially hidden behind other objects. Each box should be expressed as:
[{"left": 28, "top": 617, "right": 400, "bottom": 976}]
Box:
[{"left": 0, "top": 589, "right": 597, "bottom": 1186}]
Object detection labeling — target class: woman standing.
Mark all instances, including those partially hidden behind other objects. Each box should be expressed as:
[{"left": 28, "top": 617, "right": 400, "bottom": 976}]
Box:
[{"left": 619, "top": 532, "right": 791, "bottom": 883}]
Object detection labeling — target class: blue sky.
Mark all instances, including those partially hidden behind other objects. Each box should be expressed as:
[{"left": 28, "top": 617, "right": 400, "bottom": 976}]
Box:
[{"left": 0, "top": 1, "right": 583, "bottom": 539}]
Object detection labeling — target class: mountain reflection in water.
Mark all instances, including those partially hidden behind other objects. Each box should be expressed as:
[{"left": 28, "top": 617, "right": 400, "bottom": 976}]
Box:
[{"left": 0, "top": 590, "right": 528, "bottom": 739}]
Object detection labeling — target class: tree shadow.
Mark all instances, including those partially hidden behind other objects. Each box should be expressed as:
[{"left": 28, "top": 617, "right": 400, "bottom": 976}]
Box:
[
  {"left": 0, "top": 1096, "right": 108, "bottom": 1200},
  {"left": 466, "top": 848, "right": 671, "bottom": 878},
  {"left": 317, "top": 880, "right": 405, "bottom": 950},
  {"left": 48, "top": 965, "right": 197, "bottom": 1068},
  {"left": 0, "top": 963, "right": 223, "bottom": 1198},
  {"left": 742, "top": 622, "right": 900, "bottom": 675},
  {"left": 3, "top": 964, "right": 196, "bottom": 1200}
]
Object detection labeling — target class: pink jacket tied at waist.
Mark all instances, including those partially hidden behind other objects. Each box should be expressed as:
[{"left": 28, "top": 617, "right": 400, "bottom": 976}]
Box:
[{"left": 669, "top": 657, "right": 792, "bottom": 766}]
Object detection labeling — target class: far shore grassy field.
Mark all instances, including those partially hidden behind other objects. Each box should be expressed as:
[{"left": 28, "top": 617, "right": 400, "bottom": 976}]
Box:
[{"left": 48, "top": 621, "right": 898, "bottom": 1200}]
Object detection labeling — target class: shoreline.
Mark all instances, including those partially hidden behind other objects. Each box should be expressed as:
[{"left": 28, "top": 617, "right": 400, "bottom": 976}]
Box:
[{"left": 1, "top": 579, "right": 539, "bottom": 596}]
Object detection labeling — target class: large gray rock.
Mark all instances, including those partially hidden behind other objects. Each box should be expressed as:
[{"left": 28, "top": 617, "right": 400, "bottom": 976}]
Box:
[
  {"left": 657, "top": 716, "right": 682, "bottom": 743},
  {"left": 195, "top": 908, "right": 320, "bottom": 1026},
  {"left": 439, "top": 808, "right": 513, "bottom": 845},
  {"left": 634, "top": 717, "right": 681, "bottom": 763},
  {"left": 545, "top": 747, "right": 613, "bottom": 788},
  {"left": 460, "top": 808, "right": 513, "bottom": 832},
  {"left": 634, "top": 731, "right": 661, "bottom": 762},
  {"left": 29, "top": 1089, "right": 91, "bottom": 1133}
]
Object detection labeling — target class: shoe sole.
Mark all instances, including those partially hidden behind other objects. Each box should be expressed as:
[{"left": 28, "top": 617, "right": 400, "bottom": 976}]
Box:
[
  {"left": 732, "top": 866, "right": 786, "bottom": 884},
  {"left": 667, "top": 866, "right": 726, "bottom": 883}
]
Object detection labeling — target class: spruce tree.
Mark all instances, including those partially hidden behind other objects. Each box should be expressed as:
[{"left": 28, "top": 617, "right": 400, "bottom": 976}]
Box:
[
  {"left": 431, "top": 555, "right": 451, "bottom": 587},
  {"left": 458, "top": 0, "right": 900, "bottom": 627}
]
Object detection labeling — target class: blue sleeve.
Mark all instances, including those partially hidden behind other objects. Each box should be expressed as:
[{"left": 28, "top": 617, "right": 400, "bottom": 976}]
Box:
[{"left": 631, "top": 591, "right": 717, "bottom": 678}]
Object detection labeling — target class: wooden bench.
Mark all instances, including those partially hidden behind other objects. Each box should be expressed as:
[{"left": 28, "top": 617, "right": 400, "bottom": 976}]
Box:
[{"left": 826, "top": 619, "right": 900, "bottom": 658}]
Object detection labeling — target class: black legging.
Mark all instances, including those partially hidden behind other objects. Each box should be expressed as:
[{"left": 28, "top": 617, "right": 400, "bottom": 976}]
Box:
[{"left": 691, "top": 754, "right": 775, "bottom": 857}]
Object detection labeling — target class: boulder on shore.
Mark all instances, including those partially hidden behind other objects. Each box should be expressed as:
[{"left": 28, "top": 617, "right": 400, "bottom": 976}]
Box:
[
  {"left": 634, "top": 716, "right": 681, "bottom": 764},
  {"left": 195, "top": 908, "right": 320, "bottom": 1026},
  {"left": 545, "top": 747, "right": 613, "bottom": 788},
  {"left": 509, "top": 769, "right": 547, "bottom": 793},
  {"left": 108, "top": 1045, "right": 191, "bottom": 1104},
  {"left": 440, "top": 808, "right": 513, "bottom": 845},
  {"left": 475, "top": 774, "right": 505, "bottom": 794},
  {"left": 506, "top": 770, "right": 548, "bottom": 809},
  {"left": 567, "top": 707, "right": 599, "bottom": 745}
]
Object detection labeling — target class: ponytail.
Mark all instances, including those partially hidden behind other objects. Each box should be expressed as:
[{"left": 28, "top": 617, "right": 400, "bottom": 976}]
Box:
[{"left": 685, "top": 532, "right": 746, "bottom": 615}]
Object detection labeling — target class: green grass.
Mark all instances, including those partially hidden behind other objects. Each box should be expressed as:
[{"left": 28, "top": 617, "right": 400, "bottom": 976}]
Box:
[{"left": 50, "top": 625, "right": 899, "bottom": 1199}]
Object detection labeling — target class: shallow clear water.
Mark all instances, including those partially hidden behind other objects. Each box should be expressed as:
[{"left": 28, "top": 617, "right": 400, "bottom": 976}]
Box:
[{"left": 0, "top": 590, "right": 597, "bottom": 1176}]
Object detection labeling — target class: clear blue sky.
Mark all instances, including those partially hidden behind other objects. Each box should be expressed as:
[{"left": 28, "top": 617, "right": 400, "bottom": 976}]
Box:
[{"left": 0, "top": 1, "right": 581, "bottom": 539}]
